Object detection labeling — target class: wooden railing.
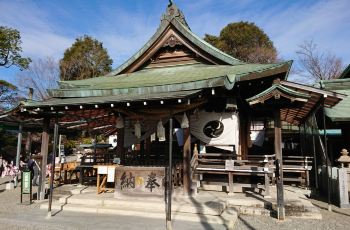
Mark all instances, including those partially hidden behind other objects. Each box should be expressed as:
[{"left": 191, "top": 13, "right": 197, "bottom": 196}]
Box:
[
  {"left": 191, "top": 145, "right": 275, "bottom": 195},
  {"left": 282, "top": 156, "right": 313, "bottom": 187}
]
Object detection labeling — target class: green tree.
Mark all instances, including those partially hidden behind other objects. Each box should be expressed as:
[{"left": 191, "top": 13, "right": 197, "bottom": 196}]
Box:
[
  {"left": 60, "top": 35, "right": 113, "bottom": 81},
  {"left": 204, "top": 21, "right": 277, "bottom": 64},
  {"left": 0, "top": 26, "right": 31, "bottom": 70},
  {"left": 0, "top": 79, "right": 18, "bottom": 109}
]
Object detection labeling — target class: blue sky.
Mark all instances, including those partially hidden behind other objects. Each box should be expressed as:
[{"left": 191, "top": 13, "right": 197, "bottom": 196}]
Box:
[{"left": 1, "top": 0, "right": 350, "bottom": 85}]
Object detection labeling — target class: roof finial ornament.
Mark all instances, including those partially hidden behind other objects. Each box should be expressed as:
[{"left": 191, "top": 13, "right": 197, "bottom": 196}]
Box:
[{"left": 161, "top": 0, "right": 190, "bottom": 30}]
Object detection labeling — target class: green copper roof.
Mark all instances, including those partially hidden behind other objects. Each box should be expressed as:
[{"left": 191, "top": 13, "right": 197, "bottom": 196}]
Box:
[
  {"left": 246, "top": 83, "right": 310, "bottom": 105},
  {"left": 52, "top": 62, "right": 291, "bottom": 98},
  {"left": 24, "top": 89, "right": 201, "bottom": 108},
  {"left": 320, "top": 78, "right": 350, "bottom": 122}
]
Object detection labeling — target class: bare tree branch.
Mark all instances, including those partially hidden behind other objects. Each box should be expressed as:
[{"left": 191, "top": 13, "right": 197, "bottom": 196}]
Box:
[
  {"left": 16, "top": 57, "right": 59, "bottom": 100},
  {"left": 296, "top": 40, "right": 344, "bottom": 83}
]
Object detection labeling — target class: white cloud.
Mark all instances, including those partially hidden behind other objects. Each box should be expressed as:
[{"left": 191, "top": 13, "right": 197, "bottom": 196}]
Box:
[
  {"left": 1, "top": 0, "right": 349, "bottom": 72},
  {"left": 0, "top": 1, "right": 73, "bottom": 59}
]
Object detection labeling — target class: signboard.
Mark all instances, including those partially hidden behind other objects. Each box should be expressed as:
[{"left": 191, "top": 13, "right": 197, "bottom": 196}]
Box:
[
  {"left": 107, "top": 167, "right": 115, "bottom": 182},
  {"left": 115, "top": 167, "right": 165, "bottom": 197},
  {"left": 97, "top": 166, "right": 108, "bottom": 174},
  {"left": 22, "top": 171, "right": 31, "bottom": 194}
]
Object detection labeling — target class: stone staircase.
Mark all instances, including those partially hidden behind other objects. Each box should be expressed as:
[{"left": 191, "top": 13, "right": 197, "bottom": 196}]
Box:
[{"left": 40, "top": 189, "right": 237, "bottom": 229}]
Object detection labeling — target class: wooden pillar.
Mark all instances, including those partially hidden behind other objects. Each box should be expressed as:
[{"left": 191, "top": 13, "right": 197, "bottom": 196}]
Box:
[
  {"left": 183, "top": 127, "right": 191, "bottom": 195},
  {"left": 48, "top": 116, "right": 58, "bottom": 217},
  {"left": 15, "top": 124, "right": 23, "bottom": 187},
  {"left": 274, "top": 109, "right": 285, "bottom": 220},
  {"left": 166, "top": 117, "right": 173, "bottom": 230},
  {"left": 117, "top": 128, "right": 125, "bottom": 163},
  {"left": 39, "top": 117, "right": 50, "bottom": 200},
  {"left": 239, "top": 113, "right": 250, "bottom": 160}
]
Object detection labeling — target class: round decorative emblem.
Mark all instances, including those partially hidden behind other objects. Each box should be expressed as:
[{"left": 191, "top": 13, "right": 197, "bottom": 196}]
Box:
[{"left": 203, "top": 120, "right": 224, "bottom": 138}]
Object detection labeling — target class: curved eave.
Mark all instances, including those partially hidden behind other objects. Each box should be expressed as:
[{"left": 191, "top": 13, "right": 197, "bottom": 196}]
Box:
[
  {"left": 23, "top": 89, "right": 202, "bottom": 108},
  {"left": 51, "top": 61, "right": 291, "bottom": 98}
]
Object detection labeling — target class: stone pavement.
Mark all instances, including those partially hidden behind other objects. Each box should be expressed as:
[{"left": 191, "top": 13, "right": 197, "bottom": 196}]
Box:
[
  {"left": 0, "top": 177, "right": 227, "bottom": 230},
  {"left": 1, "top": 176, "right": 350, "bottom": 230}
]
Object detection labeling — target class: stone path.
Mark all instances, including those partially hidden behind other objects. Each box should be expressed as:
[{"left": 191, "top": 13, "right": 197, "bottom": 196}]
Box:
[{"left": 1, "top": 176, "right": 350, "bottom": 230}]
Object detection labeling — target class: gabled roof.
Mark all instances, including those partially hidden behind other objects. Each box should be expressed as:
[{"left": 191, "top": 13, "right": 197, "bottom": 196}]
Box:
[
  {"left": 247, "top": 80, "right": 345, "bottom": 125},
  {"left": 104, "top": 1, "right": 242, "bottom": 76},
  {"left": 246, "top": 81, "right": 310, "bottom": 105},
  {"left": 18, "top": 1, "right": 294, "bottom": 110}
]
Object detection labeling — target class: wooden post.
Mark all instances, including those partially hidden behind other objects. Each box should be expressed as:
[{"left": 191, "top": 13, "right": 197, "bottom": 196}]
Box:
[
  {"left": 117, "top": 128, "right": 125, "bottom": 163},
  {"left": 238, "top": 113, "right": 250, "bottom": 160},
  {"left": 323, "top": 100, "right": 332, "bottom": 212},
  {"left": 39, "top": 117, "right": 50, "bottom": 200},
  {"left": 228, "top": 172, "right": 234, "bottom": 195},
  {"left": 48, "top": 116, "right": 58, "bottom": 217},
  {"left": 15, "top": 124, "right": 23, "bottom": 187},
  {"left": 264, "top": 156, "right": 271, "bottom": 197},
  {"left": 274, "top": 110, "right": 285, "bottom": 220},
  {"left": 183, "top": 126, "right": 191, "bottom": 196},
  {"left": 166, "top": 117, "right": 173, "bottom": 230},
  {"left": 312, "top": 123, "right": 318, "bottom": 189}
]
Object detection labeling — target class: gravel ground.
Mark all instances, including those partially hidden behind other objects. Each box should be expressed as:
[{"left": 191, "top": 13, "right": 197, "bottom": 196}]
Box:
[
  {"left": 234, "top": 196, "right": 350, "bottom": 230},
  {"left": 1, "top": 176, "right": 350, "bottom": 230}
]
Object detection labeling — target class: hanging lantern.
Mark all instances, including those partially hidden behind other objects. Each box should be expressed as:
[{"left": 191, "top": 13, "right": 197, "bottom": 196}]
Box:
[
  {"left": 181, "top": 112, "right": 189, "bottom": 128},
  {"left": 116, "top": 115, "right": 124, "bottom": 129},
  {"left": 157, "top": 119, "right": 165, "bottom": 142},
  {"left": 134, "top": 120, "right": 141, "bottom": 139}
]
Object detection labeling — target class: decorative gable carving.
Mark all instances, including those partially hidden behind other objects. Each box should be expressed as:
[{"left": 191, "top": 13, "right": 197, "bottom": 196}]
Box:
[{"left": 163, "top": 35, "right": 182, "bottom": 48}]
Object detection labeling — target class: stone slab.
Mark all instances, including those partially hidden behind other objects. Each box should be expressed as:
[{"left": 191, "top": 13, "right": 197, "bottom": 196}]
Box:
[
  {"left": 5, "top": 182, "right": 14, "bottom": 190},
  {"left": 338, "top": 168, "right": 350, "bottom": 208}
]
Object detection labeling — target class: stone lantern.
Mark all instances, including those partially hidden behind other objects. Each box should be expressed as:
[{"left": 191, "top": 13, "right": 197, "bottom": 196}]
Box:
[{"left": 337, "top": 149, "right": 350, "bottom": 168}]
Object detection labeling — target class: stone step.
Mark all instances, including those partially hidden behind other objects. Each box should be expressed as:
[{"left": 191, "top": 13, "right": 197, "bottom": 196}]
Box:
[
  {"left": 233, "top": 206, "right": 272, "bottom": 216},
  {"left": 40, "top": 202, "right": 237, "bottom": 228},
  {"left": 53, "top": 185, "right": 89, "bottom": 196},
  {"left": 227, "top": 197, "right": 267, "bottom": 209},
  {"left": 58, "top": 194, "right": 225, "bottom": 216}
]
